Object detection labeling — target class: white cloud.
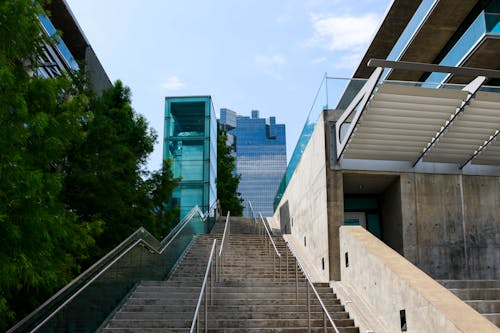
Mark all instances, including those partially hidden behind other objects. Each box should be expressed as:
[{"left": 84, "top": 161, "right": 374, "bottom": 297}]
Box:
[
  {"left": 308, "top": 13, "right": 379, "bottom": 51},
  {"left": 161, "top": 75, "right": 186, "bottom": 90},
  {"left": 254, "top": 54, "right": 287, "bottom": 79}
]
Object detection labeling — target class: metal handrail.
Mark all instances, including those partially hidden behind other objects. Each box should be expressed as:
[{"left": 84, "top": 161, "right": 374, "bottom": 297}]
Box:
[
  {"left": 259, "top": 213, "right": 282, "bottom": 282},
  {"left": 9, "top": 205, "right": 208, "bottom": 333},
  {"left": 287, "top": 241, "right": 341, "bottom": 333},
  {"left": 248, "top": 201, "right": 263, "bottom": 235},
  {"left": 190, "top": 239, "right": 217, "bottom": 333},
  {"left": 217, "top": 212, "right": 230, "bottom": 281}
]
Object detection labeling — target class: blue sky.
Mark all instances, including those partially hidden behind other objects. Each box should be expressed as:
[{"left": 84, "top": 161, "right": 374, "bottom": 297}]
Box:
[{"left": 65, "top": 0, "right": 392, "bottom": 172}]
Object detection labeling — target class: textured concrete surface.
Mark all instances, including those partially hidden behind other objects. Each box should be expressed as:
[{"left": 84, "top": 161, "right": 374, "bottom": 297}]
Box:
[
  {"left": 272, "top": 112, "right": 330, "bottom": 282},
  {"left": 340, "top": 226, "right": 499, "bottom": 333},
  {"left": 401, "top": 173, "right": 500, "bottom": 280}
]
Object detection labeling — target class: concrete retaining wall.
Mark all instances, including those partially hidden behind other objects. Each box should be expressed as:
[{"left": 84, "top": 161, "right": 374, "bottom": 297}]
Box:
[
  {"left": 272, "top": 113, "right": 329, "bottom": 282},
  {"left": 401, "top": 173, "right": 499, "bottom": 279},
  {"left": 340, "top": 226, "right": 498, "bottom": 333}
]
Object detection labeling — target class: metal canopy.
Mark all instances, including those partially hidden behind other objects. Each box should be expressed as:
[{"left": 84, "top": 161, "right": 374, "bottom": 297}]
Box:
[
  {"left": 424, "top": 91, "right": 500, "bottom": 164},
  {"left": 343, "top": 84, "right": 468, "bottom": 161},
  {"left": 337, "top": 62, "right": 500, "bottom": 168},
  {"left": 340, "top": 83, "right": 500, "bottom": 166}
]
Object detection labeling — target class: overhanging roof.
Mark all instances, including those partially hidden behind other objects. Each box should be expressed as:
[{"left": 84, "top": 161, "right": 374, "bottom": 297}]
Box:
[{"left": 337, "top": 74, "right": 500, "bottom": 168}]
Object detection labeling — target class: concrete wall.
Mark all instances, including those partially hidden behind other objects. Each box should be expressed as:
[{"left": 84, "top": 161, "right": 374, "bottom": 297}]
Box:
[
  {"left": 400, "top": 173, "right": 499, "bottom": 279},
  {"left": 340, "top": 226, "right": 498, "bottom": 333},
  {"left": 381, "top": 178, "right": 403, "bottom": 255},
  {"left": 272, "top": 113, "right": 330, "bottom": 282}
]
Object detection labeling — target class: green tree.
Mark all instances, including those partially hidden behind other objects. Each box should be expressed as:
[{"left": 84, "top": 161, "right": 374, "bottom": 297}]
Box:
[
  {"left": 147, "top": 158, "right": 181, "bottom": 237},
  {"left": 0, "top": 1, "right": 101, "bottom": 328},
  {"left": 0, "top": 1, "right": 180, "bottom": 329},
  {"left": 61, "top": 81, "right": 160, "bottom": 253},
  {"left": 217, "top": 124, "right": 244, "bottom": 216}
]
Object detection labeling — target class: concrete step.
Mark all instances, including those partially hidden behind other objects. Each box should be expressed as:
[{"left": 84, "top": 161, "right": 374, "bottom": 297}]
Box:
[
  {"left": 106, "top": 318, "right": 356, "bottom": 329},
  {"left": 103, "top": 229, "right": 358, "bottom": 333},
  {"left": 439, "top": 280, "right": 500, "bottom": 289},
  {"left": 483, "top": 313, "right": 500, "bottom": 327},
  {"left": 113, "top": 311, "right": 351, "bottom": 320},
  {"left": 120, "top": 303, "right": 346, "bottom": 313},
  {"left": 102, "top": 328, "right": 358, "bottom": 333},
  {"left": 466, "top": 300, "right": 500, "bottom": 313},
  {"left": 449, "top": 288, "right": 500, "bottom": 300}
]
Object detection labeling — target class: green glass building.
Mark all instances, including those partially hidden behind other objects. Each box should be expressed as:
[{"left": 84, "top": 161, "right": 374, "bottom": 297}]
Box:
[{"left": 164, "top": 96, "right": 217, "bottom": 220}]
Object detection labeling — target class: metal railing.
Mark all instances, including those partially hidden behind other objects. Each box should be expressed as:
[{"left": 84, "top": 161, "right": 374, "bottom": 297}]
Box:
[
  {"left": 248, "top": 201, "right": 260, "bottom": 235},
  {"left": 217, "top": 212, "right": 230, "bottom": 281},
  {"left": 287, "top": 241, "right": 341, "bottom": 333},
  {"left": 190, "top": 239, "right": 217, "bottom": 333},
  {"left": 8, "top": 204, "right": 216, "bottom": 333},
  {"left": 258, "top": 213, "right": 282, "bottom": 282}
]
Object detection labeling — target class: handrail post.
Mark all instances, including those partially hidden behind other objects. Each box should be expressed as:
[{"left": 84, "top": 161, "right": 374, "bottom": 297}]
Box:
[
  {"left": 286, "top": 246, "right": 289, "bottom": 282},
  {"left": 273, "top": 253, "right": 276, "bottom": 281},
  {"left": 295, "top": 257, "right": 299, "bottom": 304},
  {"left": 210, "top": 256, "right": 214, "bottom": 306},
  {"left": 323, "top": 310, "right": 327, "bottom": 333},
  {"left": 307, "top": 282, "right": 311, "bottom": 333},
  {"left": 204, "top": 285, "right": 208, "bottom": 332},
  {"left": 279, "top": 255, "right": 282, "bottom": 283}
]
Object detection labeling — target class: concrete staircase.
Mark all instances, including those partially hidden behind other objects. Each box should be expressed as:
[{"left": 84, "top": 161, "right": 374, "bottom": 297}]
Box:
[
  {"left": 439, "top": 280, "right": 500, "bottom": 327},
  {"left": 101, "top": 217, "right": 359, "bottom": 332}
]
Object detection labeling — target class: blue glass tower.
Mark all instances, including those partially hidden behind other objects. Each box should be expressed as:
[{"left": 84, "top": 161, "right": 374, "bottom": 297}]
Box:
[
  {"left": 164, "top": 96, "right": 217, "bottom": 220},
  {"left": 223, "top": 110, "right": 286, "bottom": 217}
]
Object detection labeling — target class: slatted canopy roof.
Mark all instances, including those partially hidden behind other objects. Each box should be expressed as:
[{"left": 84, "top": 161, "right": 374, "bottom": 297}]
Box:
[{"left": 337, "top": 77, "right": 500, "bottom": 168}]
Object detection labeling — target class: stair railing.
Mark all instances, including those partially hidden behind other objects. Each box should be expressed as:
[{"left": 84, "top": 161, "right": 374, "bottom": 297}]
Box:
[
  {"left": 247, "top": 200, "right": 262, "bottom": 235},
  {"left": 287, "top": 241, "right": 341, "bottom": 333},
  {"left": 8, "top": 204, "right": 210, "bottom": 333},
  {"left": 190, "top": 239, "right": 217, "bottom": 333},
  {"left": 259, "top": 213, "right": 282, "bottom": 282},
  {"left": 217, "top": 211, "right": 230, "bottom": 281}
]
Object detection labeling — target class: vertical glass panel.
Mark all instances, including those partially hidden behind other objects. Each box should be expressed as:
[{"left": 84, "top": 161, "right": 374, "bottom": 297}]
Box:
[{"left": 169, "top": 102, "right": 206, "bottom": 137}]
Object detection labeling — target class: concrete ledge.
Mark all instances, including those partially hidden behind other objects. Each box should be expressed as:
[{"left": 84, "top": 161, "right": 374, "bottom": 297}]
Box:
[{"left": 340, "top": 226, "right": 498, "bottom": 333}]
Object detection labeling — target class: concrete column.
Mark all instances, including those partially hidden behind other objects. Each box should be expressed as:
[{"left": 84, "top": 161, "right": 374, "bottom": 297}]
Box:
[
  {"left": 326, "top": 169, "right": 343, "bottom": 280},
  {"left": 400, "top": 173, "right": 418, "bottom": 265}
]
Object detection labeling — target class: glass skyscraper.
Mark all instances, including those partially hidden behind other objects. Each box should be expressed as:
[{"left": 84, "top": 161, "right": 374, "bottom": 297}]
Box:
[
  {"left": 164, "top": 96, "right": 217, "bottom": 221},
  {"left": 221, "top": 110, "right": 286, "bottom": 217}
]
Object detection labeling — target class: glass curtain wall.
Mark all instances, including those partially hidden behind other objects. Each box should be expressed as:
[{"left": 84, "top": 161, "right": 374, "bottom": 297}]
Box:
[{"left": 164, "top": 96, "right": 217, "bottom": 223}]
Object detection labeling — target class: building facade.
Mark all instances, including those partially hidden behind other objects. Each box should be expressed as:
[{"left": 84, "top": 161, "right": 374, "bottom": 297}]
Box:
[
  {"left": 221, "top": 109, "right": 286, "bottom": 217},
  {"left": 272, "top": 1, "right": 499, "bottom": 330},
  {"left": 39, "top": 0, "right": 111, "bottom": 93},
  {"left": 164, "top": 96, "right": 217, "bottom": 221}
]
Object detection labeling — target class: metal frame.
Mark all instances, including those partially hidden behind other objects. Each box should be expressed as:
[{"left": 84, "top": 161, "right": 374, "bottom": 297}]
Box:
[
  {"left": 368, "top": 59, "right": 500, "bottom": 79},
  {"left": 9, "top": 203, "right": 216, "bottom": 333},
  {"left": 217, "top": 212, "right": 230, "bottom": 282},
  {"left": 412, "top": 76, "right": 487, "bottom": 167},
  {"left": 259, "top": 213, "right": 282, "bottom": 282},
  {"left": 335, "top": 67, "right": 383, "bottom": 161},
  {"left": 190, "top": 239, "right": 217, "bottom": 333},
  {"left": 335, "top": 59, "right": 500, "bottom": 168},
  {"left": 287, "top": 241, "right": 341, "bottom": 333}
]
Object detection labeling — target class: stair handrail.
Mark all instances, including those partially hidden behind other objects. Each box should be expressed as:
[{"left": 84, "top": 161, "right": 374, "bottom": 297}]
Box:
[
  {"left": 9, "top": 205, "right": 206, "bottom": 333},
  {"left": 190, "top": 238, "right": 217, "bottom": 333},
  {"left": 217, "top": 211, "right": 230, "bottom": 281},
  {"left": 259, "top": 213, "right": 282, "bottom": 282},
  {"left": 286, "top": 241, "right": 341, "bottom": 333}
]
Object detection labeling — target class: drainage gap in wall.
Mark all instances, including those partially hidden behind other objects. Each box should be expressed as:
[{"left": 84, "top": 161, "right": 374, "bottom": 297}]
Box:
[
  {"left": 321, "top": 257, "right": 325, "bottom": 270},
  {"left": 304, "top": 236, "right": 307, "bottom": 247},
  {"left": 400, "top": 309, "right": 407, "bottom": 332},
  {"left": 345, "top": 252, "right": 349, "bottom": 267}
]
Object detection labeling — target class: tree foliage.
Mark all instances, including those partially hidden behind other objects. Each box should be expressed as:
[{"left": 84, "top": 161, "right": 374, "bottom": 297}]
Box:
[
  {"left": 0, "top": 1, "right": 101, "bottom": 327},
  {"left": 217, "top": 124, "right": 243, "bottom": 216},
  {"left": 0, "top": 1, "right": 179, "bottom": 329}
]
